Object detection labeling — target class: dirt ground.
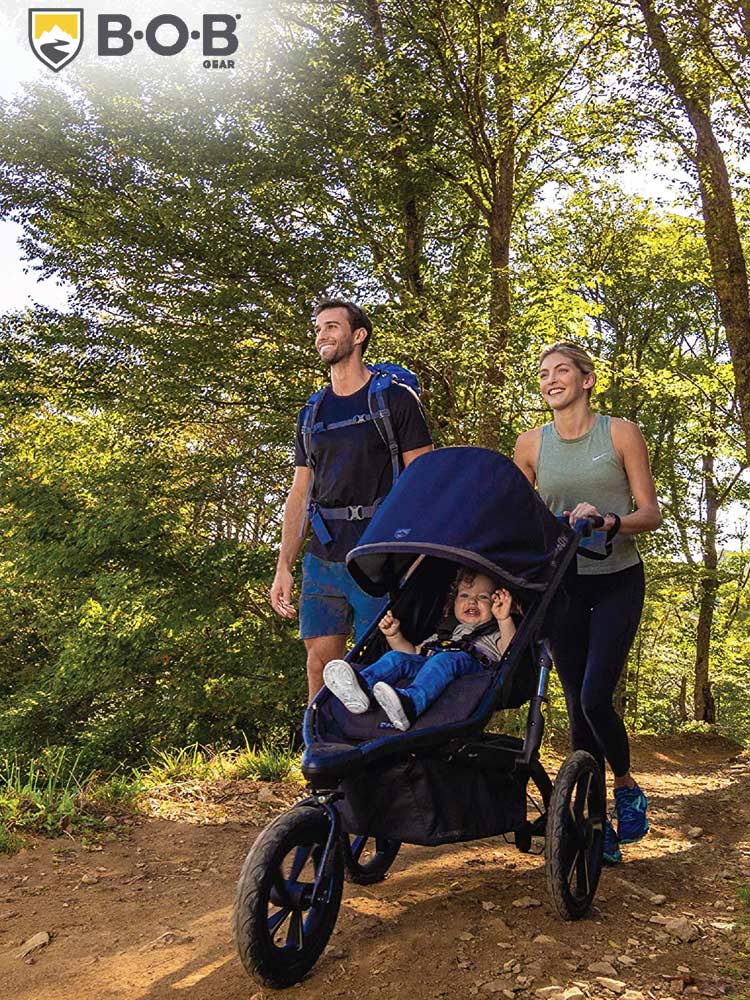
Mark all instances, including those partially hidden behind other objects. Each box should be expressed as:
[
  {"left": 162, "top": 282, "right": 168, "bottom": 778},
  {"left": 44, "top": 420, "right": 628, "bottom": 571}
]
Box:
[{"left": 1, "top": 734, "right": 749, "bottom": 1000}]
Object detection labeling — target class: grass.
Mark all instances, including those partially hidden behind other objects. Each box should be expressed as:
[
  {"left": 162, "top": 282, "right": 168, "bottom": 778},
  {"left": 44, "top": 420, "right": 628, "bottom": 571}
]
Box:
[
  {"left": 0, "top": 733, "right": 302, "bottom": 855},
  {"left": 229, "top": 733, "right": 301, "bottom": 783},
  {"left": 0, "top": 748, "right": 99, "bottom": 851},
  {"left": 136, "top": 734, "right": 301, "bottom": 787}
]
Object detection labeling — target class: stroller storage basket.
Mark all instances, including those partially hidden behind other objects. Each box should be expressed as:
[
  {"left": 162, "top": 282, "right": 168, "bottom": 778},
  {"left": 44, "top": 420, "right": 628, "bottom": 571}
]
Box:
[{"left": 336, "top": 749, "right": 527, "bottom": 846}]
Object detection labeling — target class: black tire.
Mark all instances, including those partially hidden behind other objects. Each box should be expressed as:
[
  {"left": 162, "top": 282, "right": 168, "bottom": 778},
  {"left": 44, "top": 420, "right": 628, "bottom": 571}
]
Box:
[
  {"left": 515, "top": 759, "right": 553, "bottom": 852},
  {"left": 545, "top": 750, "right": 605, "bottom": 920},
  {"left": 342, "top": 834, "right": 401, "bottom": 885},
  {"left": 233, "top": 805, "right": 344, "bottom": 988}
]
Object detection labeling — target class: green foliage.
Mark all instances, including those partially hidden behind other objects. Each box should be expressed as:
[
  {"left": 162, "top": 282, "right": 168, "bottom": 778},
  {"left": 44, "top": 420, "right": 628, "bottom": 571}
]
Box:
[
  {"left": 0, "top": 407, "right": 307, "bottom": 769},
  {"left": 0, "top": 1, "right": 748, "bottom": 771}
]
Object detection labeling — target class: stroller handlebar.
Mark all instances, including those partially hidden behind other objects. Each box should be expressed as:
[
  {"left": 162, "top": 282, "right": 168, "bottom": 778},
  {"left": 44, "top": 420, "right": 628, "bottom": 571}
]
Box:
[{"left": 573, "top": 515, "right": 605, "bottom": 537}]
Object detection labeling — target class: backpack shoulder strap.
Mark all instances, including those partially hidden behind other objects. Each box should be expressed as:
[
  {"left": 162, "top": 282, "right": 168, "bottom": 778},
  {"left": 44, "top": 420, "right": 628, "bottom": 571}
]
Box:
[
  {"left": 367, "top": 370, "right": 401, "bottom": 482},
  {"left": 299, "top": 385, "right": 329, "bottom": 468},
  {"left": 298, "top": 386, "right": 329, "bottom": 540}
]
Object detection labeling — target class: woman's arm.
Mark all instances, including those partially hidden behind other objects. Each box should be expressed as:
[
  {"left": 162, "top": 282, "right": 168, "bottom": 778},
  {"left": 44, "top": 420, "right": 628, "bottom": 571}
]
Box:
[
  {"left": 565, "top": 420, "right": 662, "bottom": 534},
  {"left": 513, "top": 427, "right": 541, "bottom": 487},
  {"left": 609, "top": 419, "right": 662, "bottom": 535}
]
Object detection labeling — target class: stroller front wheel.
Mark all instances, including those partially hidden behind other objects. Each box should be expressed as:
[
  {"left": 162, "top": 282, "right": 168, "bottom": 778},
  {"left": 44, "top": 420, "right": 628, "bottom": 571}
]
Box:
[
  {"left": 545, "top": 750, "right": 605, "bottom": 920},
  {"left": 233, "top": 805, "right": 344, "bottom": 988}
]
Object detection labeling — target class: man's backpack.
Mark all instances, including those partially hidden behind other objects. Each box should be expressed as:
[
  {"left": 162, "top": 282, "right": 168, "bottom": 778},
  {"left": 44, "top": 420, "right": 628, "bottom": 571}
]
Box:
[{"left": 299, "top": 363, "right": 422, "bottom": 544}]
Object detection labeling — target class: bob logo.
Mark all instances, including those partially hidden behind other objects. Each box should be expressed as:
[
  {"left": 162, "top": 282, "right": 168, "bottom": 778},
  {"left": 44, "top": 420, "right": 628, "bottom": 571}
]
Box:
[
  {"left": 29, "top": 8, "right": 84, "bottom": 72},
  {"left": 28, "top": 10, "right": 240, "bottom": 72},
  {"left": 97, "top": 14, "right": 239, "bottom": 65},
  {"left": 394, "top": 528, "right": 411, "bottom": 539}
]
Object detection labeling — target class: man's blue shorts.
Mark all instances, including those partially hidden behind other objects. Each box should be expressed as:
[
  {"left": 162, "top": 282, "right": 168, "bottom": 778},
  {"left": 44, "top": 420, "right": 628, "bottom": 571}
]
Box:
[{"left": 300, "top": 552, "right": 387, "bottom": 642}]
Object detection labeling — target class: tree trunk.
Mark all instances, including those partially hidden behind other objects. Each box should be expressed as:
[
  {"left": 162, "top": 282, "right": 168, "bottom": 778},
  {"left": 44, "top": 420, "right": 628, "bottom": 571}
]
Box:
[
  {"left": 487, "top": 3, "right": 514, "bottom": 375},
  {"left": 693, "top": 440, "right": 718, "bottom": 722},
  {"left": 678, "top": 675, "right": 689, "bottom": 722},
  {"left": 636, "top": 0, "right": 750, "bottom": 462},
  {"left": 364, "top": 0, "right": 427, "bottom": 298}
]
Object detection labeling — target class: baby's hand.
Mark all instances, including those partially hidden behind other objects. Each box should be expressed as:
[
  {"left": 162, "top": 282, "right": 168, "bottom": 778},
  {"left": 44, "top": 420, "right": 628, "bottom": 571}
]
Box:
[
  {"left": 491, "top": 588, "right": 513, "bottom": 622},
  {"left": 379, "top": 611, "right": 402, "bottom": 637}
]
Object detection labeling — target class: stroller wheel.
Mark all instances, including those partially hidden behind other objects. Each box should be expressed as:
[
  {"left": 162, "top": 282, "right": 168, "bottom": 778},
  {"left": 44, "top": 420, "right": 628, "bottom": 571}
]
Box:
[
  {"left": 342, "top": 835, "right": 401, "bottom": 885},
  {"left": 545, "top": 750, "right": 605, "bottom": 920},
  {"left": 233, "top": 805, "right": 344, "bottom": 988}
]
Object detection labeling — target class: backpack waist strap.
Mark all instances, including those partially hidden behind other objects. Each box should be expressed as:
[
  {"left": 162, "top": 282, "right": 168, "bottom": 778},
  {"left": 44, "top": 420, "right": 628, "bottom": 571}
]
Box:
[{"left": 308, "top": 497, "right": 384, "bottom": 545}]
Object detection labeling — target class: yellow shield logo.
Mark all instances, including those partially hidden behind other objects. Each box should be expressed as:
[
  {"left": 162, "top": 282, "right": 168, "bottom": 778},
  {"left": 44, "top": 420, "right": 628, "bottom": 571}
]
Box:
[{"left": 29, "top": 9, "right": 84, "bottom": 72}]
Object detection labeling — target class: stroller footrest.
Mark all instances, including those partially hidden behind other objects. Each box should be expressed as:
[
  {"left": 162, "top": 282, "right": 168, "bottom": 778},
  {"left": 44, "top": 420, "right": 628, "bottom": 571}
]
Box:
[{"left": 302, "top": 741, "right": 365, "bottom": 781}]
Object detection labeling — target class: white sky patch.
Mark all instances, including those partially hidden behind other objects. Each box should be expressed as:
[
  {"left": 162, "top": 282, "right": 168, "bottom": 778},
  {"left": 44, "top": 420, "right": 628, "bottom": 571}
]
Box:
[{"left": 0, "top": 221, "right": 71, "bottom": 312}]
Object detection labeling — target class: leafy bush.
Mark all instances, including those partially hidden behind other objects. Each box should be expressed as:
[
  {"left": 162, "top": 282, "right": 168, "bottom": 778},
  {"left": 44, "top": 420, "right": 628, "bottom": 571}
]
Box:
[{"left": 0, "top": 412, "right": 307, "bottom": 768}]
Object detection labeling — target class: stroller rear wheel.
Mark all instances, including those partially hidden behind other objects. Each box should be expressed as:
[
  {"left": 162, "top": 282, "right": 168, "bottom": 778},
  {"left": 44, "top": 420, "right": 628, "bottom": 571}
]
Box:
[
  {"left": 342, "top": 835, "right": 401, "bottom": 885},
  {"left": 545, "top": 750, "right": 604, "bottom": 920},
  {"left": 233, "top": 805, "right": 344, "bottom": 987}
]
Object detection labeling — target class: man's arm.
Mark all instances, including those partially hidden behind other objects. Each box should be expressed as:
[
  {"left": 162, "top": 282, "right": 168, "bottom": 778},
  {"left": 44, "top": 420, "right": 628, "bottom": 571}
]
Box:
[
  {"left": 390, "top": 384, "right": 433, "bottom": 467},
  {"left": 403, "top": 444, "right": 432, "bottom": 466},
  {"left": 270, "top": 465, "right": 312, "bottom": 618}
]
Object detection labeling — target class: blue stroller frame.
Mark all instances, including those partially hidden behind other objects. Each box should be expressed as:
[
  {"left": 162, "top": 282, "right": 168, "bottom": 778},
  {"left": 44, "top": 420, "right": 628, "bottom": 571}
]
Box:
[{"left": 233, "top": 448, "right": 607, "bottom": 988}]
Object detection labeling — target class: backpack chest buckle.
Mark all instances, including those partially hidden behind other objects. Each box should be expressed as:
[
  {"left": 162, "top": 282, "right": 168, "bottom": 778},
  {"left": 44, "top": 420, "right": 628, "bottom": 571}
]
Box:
[{"left": 347, "top": 505, "right": 365, "bottom": 521}]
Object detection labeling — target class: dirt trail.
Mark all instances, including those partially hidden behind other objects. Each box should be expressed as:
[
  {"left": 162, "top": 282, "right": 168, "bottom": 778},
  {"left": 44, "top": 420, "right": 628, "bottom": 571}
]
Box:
[{"left": 1, "top": 734, "right": 748, "bottom": 1000}]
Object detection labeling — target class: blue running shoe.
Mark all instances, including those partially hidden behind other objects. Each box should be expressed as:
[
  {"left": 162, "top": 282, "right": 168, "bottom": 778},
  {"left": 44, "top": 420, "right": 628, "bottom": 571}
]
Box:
[
  {"left": 615, "top": 783, "right": 649, "bottom": 844},
  {"left": 603, "top": 818, "right": 621, "bottom": 865}
]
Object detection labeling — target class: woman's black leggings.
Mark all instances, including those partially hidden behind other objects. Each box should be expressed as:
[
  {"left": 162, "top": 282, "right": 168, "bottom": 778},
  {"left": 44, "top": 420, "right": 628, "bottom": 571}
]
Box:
[{"left": 550, "top": 561, "right": 645, "bottom": 778}]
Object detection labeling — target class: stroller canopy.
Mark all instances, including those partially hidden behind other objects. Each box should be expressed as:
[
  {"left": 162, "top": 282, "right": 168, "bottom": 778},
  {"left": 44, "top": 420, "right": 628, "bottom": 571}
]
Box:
[{"left": 347, "top": 447, "right": 573, "bottom": 595}]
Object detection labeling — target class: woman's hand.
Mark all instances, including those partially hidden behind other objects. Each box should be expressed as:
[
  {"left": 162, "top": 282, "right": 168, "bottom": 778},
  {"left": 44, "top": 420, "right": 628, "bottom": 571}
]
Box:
[
  {"left": 563, "top": 502, "right": 602, "bottom": 528},
  {"left": 379, "top": 610, "right": 402, "bottom": 638},
  {"left": 491, "top": 588, "right": 513, "bottom": 622},
  {"left": 564, "top": 502, "right": 620, "bottom": 533}
]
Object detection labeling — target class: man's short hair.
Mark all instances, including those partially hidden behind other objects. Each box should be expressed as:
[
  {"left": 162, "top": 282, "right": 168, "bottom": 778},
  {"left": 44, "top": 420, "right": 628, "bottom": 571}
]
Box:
[{"left": 313, "top": 299, "right": 373, "bottom": 355}]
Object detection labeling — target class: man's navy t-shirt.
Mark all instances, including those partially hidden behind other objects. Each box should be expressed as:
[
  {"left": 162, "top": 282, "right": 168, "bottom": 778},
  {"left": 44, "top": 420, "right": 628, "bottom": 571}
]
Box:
[{"left": 295, "top": 377, "right": 432, "bottom": 562}]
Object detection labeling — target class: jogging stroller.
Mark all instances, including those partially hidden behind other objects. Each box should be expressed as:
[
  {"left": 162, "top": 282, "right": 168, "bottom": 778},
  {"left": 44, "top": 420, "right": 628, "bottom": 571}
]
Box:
[{"left": 233, "top": 447, "right": 606, "bottom": 988}]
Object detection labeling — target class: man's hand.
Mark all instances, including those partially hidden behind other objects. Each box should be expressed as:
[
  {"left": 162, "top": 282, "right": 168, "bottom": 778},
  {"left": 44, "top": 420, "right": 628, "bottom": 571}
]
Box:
[
  {"left": 379, "top": 610, "right": 402, "bottom": 638},
  {"left": 270, "top": 567, "right": 297, "bottom": 618}
]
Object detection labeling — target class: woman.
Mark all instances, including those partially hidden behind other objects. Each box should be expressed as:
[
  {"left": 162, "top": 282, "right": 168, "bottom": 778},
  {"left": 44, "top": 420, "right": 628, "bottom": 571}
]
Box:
[{"left": 514, "top": 342, "right": 662, "bottom": 864}]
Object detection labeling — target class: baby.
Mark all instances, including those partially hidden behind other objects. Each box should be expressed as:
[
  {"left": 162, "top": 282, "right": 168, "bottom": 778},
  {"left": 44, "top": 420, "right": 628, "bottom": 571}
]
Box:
[{"left": 323, "top": 568, "right": 517, "bottom": 731}]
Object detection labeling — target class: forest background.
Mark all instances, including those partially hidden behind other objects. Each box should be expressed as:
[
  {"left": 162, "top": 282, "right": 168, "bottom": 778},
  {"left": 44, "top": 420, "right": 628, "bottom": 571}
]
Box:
[{"left": 1, "top": 0, "right": 749, "bottom": 776}]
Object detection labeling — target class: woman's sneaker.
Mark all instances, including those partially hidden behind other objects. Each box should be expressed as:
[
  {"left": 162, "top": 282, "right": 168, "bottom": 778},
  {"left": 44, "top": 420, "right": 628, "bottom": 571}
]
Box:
[
  {"left": 615, "top": 783, "right": 649, "bottom": 844},
  {"left": 603, "top": 818, "right": 622, "bottom": 865},
  {"left": 323, "top": 660, "right": 371, "bottom": 714},
  {"left": 372, "top": 683, "right": 416, "bottom": 731}
]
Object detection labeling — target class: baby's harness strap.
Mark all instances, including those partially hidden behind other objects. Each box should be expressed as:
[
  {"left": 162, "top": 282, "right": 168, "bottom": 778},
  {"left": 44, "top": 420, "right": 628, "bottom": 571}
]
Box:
[
  {"left": 299, "top": 369, "right": 408, "bottom": 544},
  {"left": 422, "top": 619, "right": 501, "bottom": 667}
]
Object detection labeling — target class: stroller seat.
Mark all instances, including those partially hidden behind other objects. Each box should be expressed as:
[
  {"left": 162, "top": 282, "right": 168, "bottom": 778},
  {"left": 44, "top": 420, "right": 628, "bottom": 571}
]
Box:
[{"left": 302, "top": 669, "right": 495, "bottom": 780}]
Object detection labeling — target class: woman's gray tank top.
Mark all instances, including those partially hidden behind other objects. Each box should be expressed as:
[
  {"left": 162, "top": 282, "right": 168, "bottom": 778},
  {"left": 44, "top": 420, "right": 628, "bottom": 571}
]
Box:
[{"left": 536, "top": 414, "right": 640, "bottom": 576}]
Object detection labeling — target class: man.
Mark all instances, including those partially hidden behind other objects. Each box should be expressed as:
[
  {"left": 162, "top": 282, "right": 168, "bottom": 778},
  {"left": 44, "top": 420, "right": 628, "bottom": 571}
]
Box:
[{"left": 270, "top": 300, "right": 433, "bottom": 700}]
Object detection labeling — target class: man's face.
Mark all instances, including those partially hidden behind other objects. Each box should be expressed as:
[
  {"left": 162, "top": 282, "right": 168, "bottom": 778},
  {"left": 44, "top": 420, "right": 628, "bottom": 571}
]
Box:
[{"left": 314, "top": 308, "right": 363, "bottom": 366}]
